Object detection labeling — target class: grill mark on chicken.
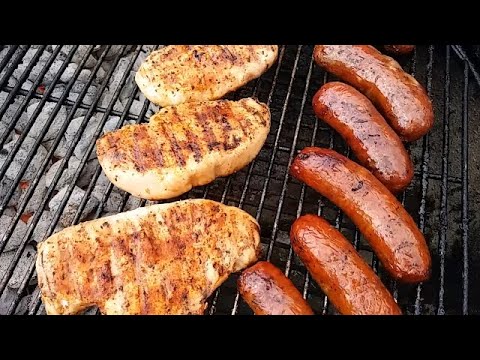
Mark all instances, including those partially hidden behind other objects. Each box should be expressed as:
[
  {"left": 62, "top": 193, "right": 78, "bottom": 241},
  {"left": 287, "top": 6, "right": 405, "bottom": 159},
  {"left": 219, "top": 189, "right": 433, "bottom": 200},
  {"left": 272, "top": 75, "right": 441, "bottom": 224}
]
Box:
[
  {"left": 135, "top": 45, "right": 278, "bottom": 107},
  {"left": 195, "top": 108, "right": 219, "bottom": 151},
  {"left": 157, "top": 122, "right": 186, "bottom": 167},
  {"left": 132, "top": 125, "right": 164, "bottom": 171},
  {"left": 61, "top": 240, "right": 81, "bottom": 304},
  {"left": 36, "top": 200, "right": 260, "bottom": 315},
  {"left": 183, "top": 129, "right": 202, "bottom": 162},
  {"left": 131, "top": 230, "right": 147, "bottom": 315},
  {"left": 97, "top": 99, "right": 270, "bottom": 200}
]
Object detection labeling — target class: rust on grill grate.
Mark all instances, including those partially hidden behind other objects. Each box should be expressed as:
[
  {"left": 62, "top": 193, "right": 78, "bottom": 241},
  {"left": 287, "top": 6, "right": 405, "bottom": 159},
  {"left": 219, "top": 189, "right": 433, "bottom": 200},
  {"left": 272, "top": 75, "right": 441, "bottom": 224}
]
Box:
[{"left": 0, "top": 45, "right": 477, "bottom": 315}]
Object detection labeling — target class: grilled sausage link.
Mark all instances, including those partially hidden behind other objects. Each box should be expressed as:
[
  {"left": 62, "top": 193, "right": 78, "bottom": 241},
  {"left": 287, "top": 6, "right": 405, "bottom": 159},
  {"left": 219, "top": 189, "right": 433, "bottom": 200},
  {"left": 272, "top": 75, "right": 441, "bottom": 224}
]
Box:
[
  {"left": 384, "top": 45, "right": 415, "bottom": 55},
  {"left": 313, "top": 45, "right": 433, "bottom": 141},
  {"left": 290, "top": 147, "right": 431, "bottom": 283},
  {"left": 291, "top": 214, "right": 402, "bottom": 315},
  {"left": 238, "top": 261, "right": 314, "bottom": 315},
  {"left": 312, "top": 82, "right": 414, "bottom": 193}
]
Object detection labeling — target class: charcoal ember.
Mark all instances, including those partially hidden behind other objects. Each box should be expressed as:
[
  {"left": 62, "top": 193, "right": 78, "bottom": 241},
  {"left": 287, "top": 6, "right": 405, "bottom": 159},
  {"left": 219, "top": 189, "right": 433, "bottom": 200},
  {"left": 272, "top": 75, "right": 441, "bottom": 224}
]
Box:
[
  {"left": 76, "top": 158, "right": 99, "bottom": 188},
  {"left": 42, "top": 58, "right": 68, "bottom": 86},
  {"left": 54, "top": 115, "right": 97, "bottom": 159},
  {"left": 1, "top": 136, "right": 49, "bottom": 183},
  {"left": 128, "top": 99, "right": 145, "bottom": 116},
  {"left": 107, "top": 53, "right": 134, "bottom": 93},
  {"left": 0, "top": 91, "right": 27, "bottom": 130},
  {"left": 0, "top": 251, "right": 14, "bottom": 281},
  {"left": 77, "top": 68, "right": 93, "bottom": 83},
  {"left": 101, "top": 116, "right": 135, "bottom": 135},
  {"left": 67, "top": 81, "right": 97, "bottom": 105},
  {"left": 48, "top": 185, "right": 99, "bottom": 227},
  {"left": 102, "top": 116, "right": 121, "bottom": 133},
  {"left": 147, "top": 101, "right": 160, "bottom": 118},
  {"left": 7, "top": 245, "right": 36, "bottom": 289},
  {"left": 91, "top": 172, "right": 113, "bottom": 201},
  {"left": 95, "top": 66, "right": 107, "bottom": 83},
  {"left": 119, "top": 73, "right": 136, "bottom": 104},
  {"left": 103, "top": 45, "right": 135, "bottom": 60},
  {"left": 20, "top": 47, "right": 41, "bottom": 65},
  {"left": 142, "top": 45, "right": 163, "bottom": 53},
  {"left": 133, "top": 50, "right": 149, "bottom": 71},
  {"left": 0, "top": 119, "right": 8, "bottom": 143},
  {"left": 51, "top": 84, "right": 66, "bottom": 99},
  {"left": 97, "top": 191, "right": 123, "bottom": 214},
  {"left": 16, "top": 101, "right": 67, "bottom": 141},
  {"left": 0, "top": 178, "right": 21, "bottom": 208},
  {"left": 73, "top": 114, "right": 101, "bottom": 160},
  {"left": 45, "top": 159, "right": 70, "bottom": 189},
  {"left": 2, "top": 207, "right": 16, "bottom": 217},
  {"left": 16, "top": 50, "right": 53, "bottom": 83},
  {"left": 36, "top": 305, "right": 47, "bottom": 315},
  {"left": 14, "top": 294, "right": 32, "bottom": 315},
  {"left": 0, "top": 215, "right": 27, "bottom": 252},
  {"left": 27, "top": 210, "right": 54, "bottom": 244},
  {"left": 61, "top": 45, "right": 92, "bottom": 65},
  {"left": 60, "top": 62, "right": 78, "bottom": 83},
  {"left": 99, "top": 92, "right": 124, "bottom": 113},
  {"left": 82, "top": 85, "right": 98, "bottom": 106},
  {"left": 0, "top": 45, "right": 10, "bottom": 62},
  {"left": 20, "top": 79, "right": 34, "bottom": 91},
  {"left": 22, "top": 174, "right": 48, "bottom": 214},
  {"left": 123, "top": 195, "right": 142, "bottom": 211},
  {"left": 52, "top": 44, "right": 74, "bottom": 55}
]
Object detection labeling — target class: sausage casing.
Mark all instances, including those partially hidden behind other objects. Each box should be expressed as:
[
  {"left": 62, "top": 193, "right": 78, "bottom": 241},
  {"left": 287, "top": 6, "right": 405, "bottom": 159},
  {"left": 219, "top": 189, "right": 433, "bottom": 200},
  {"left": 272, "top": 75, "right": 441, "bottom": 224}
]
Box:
[
  {"left": 290, "top": 147, "right": 431, "bottom": 283},
  {"left": 384, "top": 45, "right": 415, "bottom": 55},
  {"left": 238, "top": 261, "right": 314, "bottom": 315},
  {"left": 313, "top": 45, "right": 434, "bottom": 141},
  {"left": 313, "top": 82, "right": 413, "bottom": 193},
  {"left": 291, "top": 214, "right": 402, "bottom": 315}
]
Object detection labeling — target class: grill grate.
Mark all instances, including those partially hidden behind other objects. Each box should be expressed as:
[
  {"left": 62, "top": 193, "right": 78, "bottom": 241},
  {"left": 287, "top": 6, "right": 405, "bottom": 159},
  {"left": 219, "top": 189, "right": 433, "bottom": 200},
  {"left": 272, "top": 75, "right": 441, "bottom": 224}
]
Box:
[{"left": 0, "top": 45, "right": 477, "bottom": 315}]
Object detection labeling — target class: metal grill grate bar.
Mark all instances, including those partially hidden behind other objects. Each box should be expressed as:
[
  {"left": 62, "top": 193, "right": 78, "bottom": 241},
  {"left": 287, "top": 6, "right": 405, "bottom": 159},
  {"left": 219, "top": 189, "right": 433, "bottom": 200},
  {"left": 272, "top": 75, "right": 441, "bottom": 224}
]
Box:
[
  {"left": 414, "top": 45, "right": 434, "bottom": 315},
  {"left": 0, "top": 45, "right": 475, "bottom": 315},
  {"left": 0, "top": 46, "right": 28, "bottom": 89},
  {"left": 437, "top": 45, "right": 451, "bottom": 315},
  {"left": 0, "top": 45, "right": 117, "bottom": 307},
  {"left": 17, "top": 46, "right": 145, "bottom": 314},
  {"left": 461, "top": 60, "right": 469, "bottom": 315}
]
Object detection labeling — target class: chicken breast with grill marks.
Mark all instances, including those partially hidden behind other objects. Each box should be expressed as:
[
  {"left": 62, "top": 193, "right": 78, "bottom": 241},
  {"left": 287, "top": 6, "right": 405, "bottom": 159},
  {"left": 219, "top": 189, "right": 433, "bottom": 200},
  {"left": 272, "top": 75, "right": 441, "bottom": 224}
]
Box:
[
  {"left": 96, "top": 98, "right": 270, "bottom": 200},
  {"left": 36, "top": 199, "right": 261, "bottom": 315},
  {"left": 135, "top": 45, "right": 279, "bottom": 107}
]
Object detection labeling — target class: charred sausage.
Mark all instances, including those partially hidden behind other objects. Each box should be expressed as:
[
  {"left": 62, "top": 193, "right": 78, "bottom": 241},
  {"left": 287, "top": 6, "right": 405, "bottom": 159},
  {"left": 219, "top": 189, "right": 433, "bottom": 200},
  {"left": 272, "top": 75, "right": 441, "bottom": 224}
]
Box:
[
  {"left": 290, "top": 147, "right": 431, "bottom": 283},
  {"left": 384, "top": 45, "right": 415, "bottom": 55},
  {"left": 238, "top": 261, "right": 314, "bottom": 315},
  {"left": 291, "top": 214, "right": 402, "bottom": 315},
  {"left": 313, "top": 45, "right": 433, "bottom": 141},
  {"left": 312, "top": 82, "right": 413, "bottom": 193}
]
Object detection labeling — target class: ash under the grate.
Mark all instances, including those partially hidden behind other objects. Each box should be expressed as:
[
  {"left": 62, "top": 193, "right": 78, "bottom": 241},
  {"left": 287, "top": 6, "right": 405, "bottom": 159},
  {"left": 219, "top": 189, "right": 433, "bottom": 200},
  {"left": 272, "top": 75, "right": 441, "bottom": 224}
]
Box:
[
  {"left": 0, "top": 45, "right": 162, "bottom": 314},
  {"left": 0, "top": 45, "right": 479, "bottom": 316}
]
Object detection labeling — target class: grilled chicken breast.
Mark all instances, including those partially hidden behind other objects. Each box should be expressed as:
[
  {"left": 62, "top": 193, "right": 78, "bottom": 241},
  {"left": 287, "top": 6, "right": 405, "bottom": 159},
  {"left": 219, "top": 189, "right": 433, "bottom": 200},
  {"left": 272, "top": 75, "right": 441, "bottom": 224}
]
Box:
[
  {"left": 135, "top": 45, "right": 279, "bottom": 107},
  {"left": 36, "top": 199, "right": 261, "bottom": 315},
  {"left": 96, "top": 98, "right": 270, "bottom": 200}
]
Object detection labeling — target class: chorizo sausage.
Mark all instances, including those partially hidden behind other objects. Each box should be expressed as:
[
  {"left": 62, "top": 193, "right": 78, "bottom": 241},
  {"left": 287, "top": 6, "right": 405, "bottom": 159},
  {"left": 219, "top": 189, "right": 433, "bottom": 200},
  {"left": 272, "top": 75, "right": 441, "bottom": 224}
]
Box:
[
  {"left": 312, "top": 81, "right": 413, "bottom": 193},
  {"left": 290, "top": 147, "right": 431, "bottom": 283},
  {"left": 313, "top": 45, "right": 433, "bottom": 141},
  {"left": 291, "top": 214, "right": 402, "bottom": 315},
  {"left": 384, "top": 45, "right": 415, "bottom": 55},
  {"left": 238, "top": 261, "right": 314, "bottom": 315}
]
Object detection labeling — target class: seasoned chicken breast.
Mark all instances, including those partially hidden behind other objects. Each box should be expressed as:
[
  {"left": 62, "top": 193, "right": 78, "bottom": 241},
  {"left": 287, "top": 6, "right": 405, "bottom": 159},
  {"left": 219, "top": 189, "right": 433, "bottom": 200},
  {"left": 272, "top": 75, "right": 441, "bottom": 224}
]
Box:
[
  {"left": 135, "top": 45, "right": 279, "bottom": 107},
  {"left": 96, "top": 98, "right": 270, "bottom": 200},
  {"left": 36, "top": 199, "right": 261, "bottom": 315}
]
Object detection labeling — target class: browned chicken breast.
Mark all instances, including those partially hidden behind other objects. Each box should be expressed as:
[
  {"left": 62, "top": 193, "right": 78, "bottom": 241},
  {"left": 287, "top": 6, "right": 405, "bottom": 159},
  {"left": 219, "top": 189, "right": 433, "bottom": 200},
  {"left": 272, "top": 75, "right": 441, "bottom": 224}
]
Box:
[
  {"left": 135, "top": 45, "right": 279, "bottom": 107},
  {"left": 36, "top": 199, "right": 261, "bottom": 315},
  {"left": 96, "top": 98, "right": 270, "bottom": 200}
]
